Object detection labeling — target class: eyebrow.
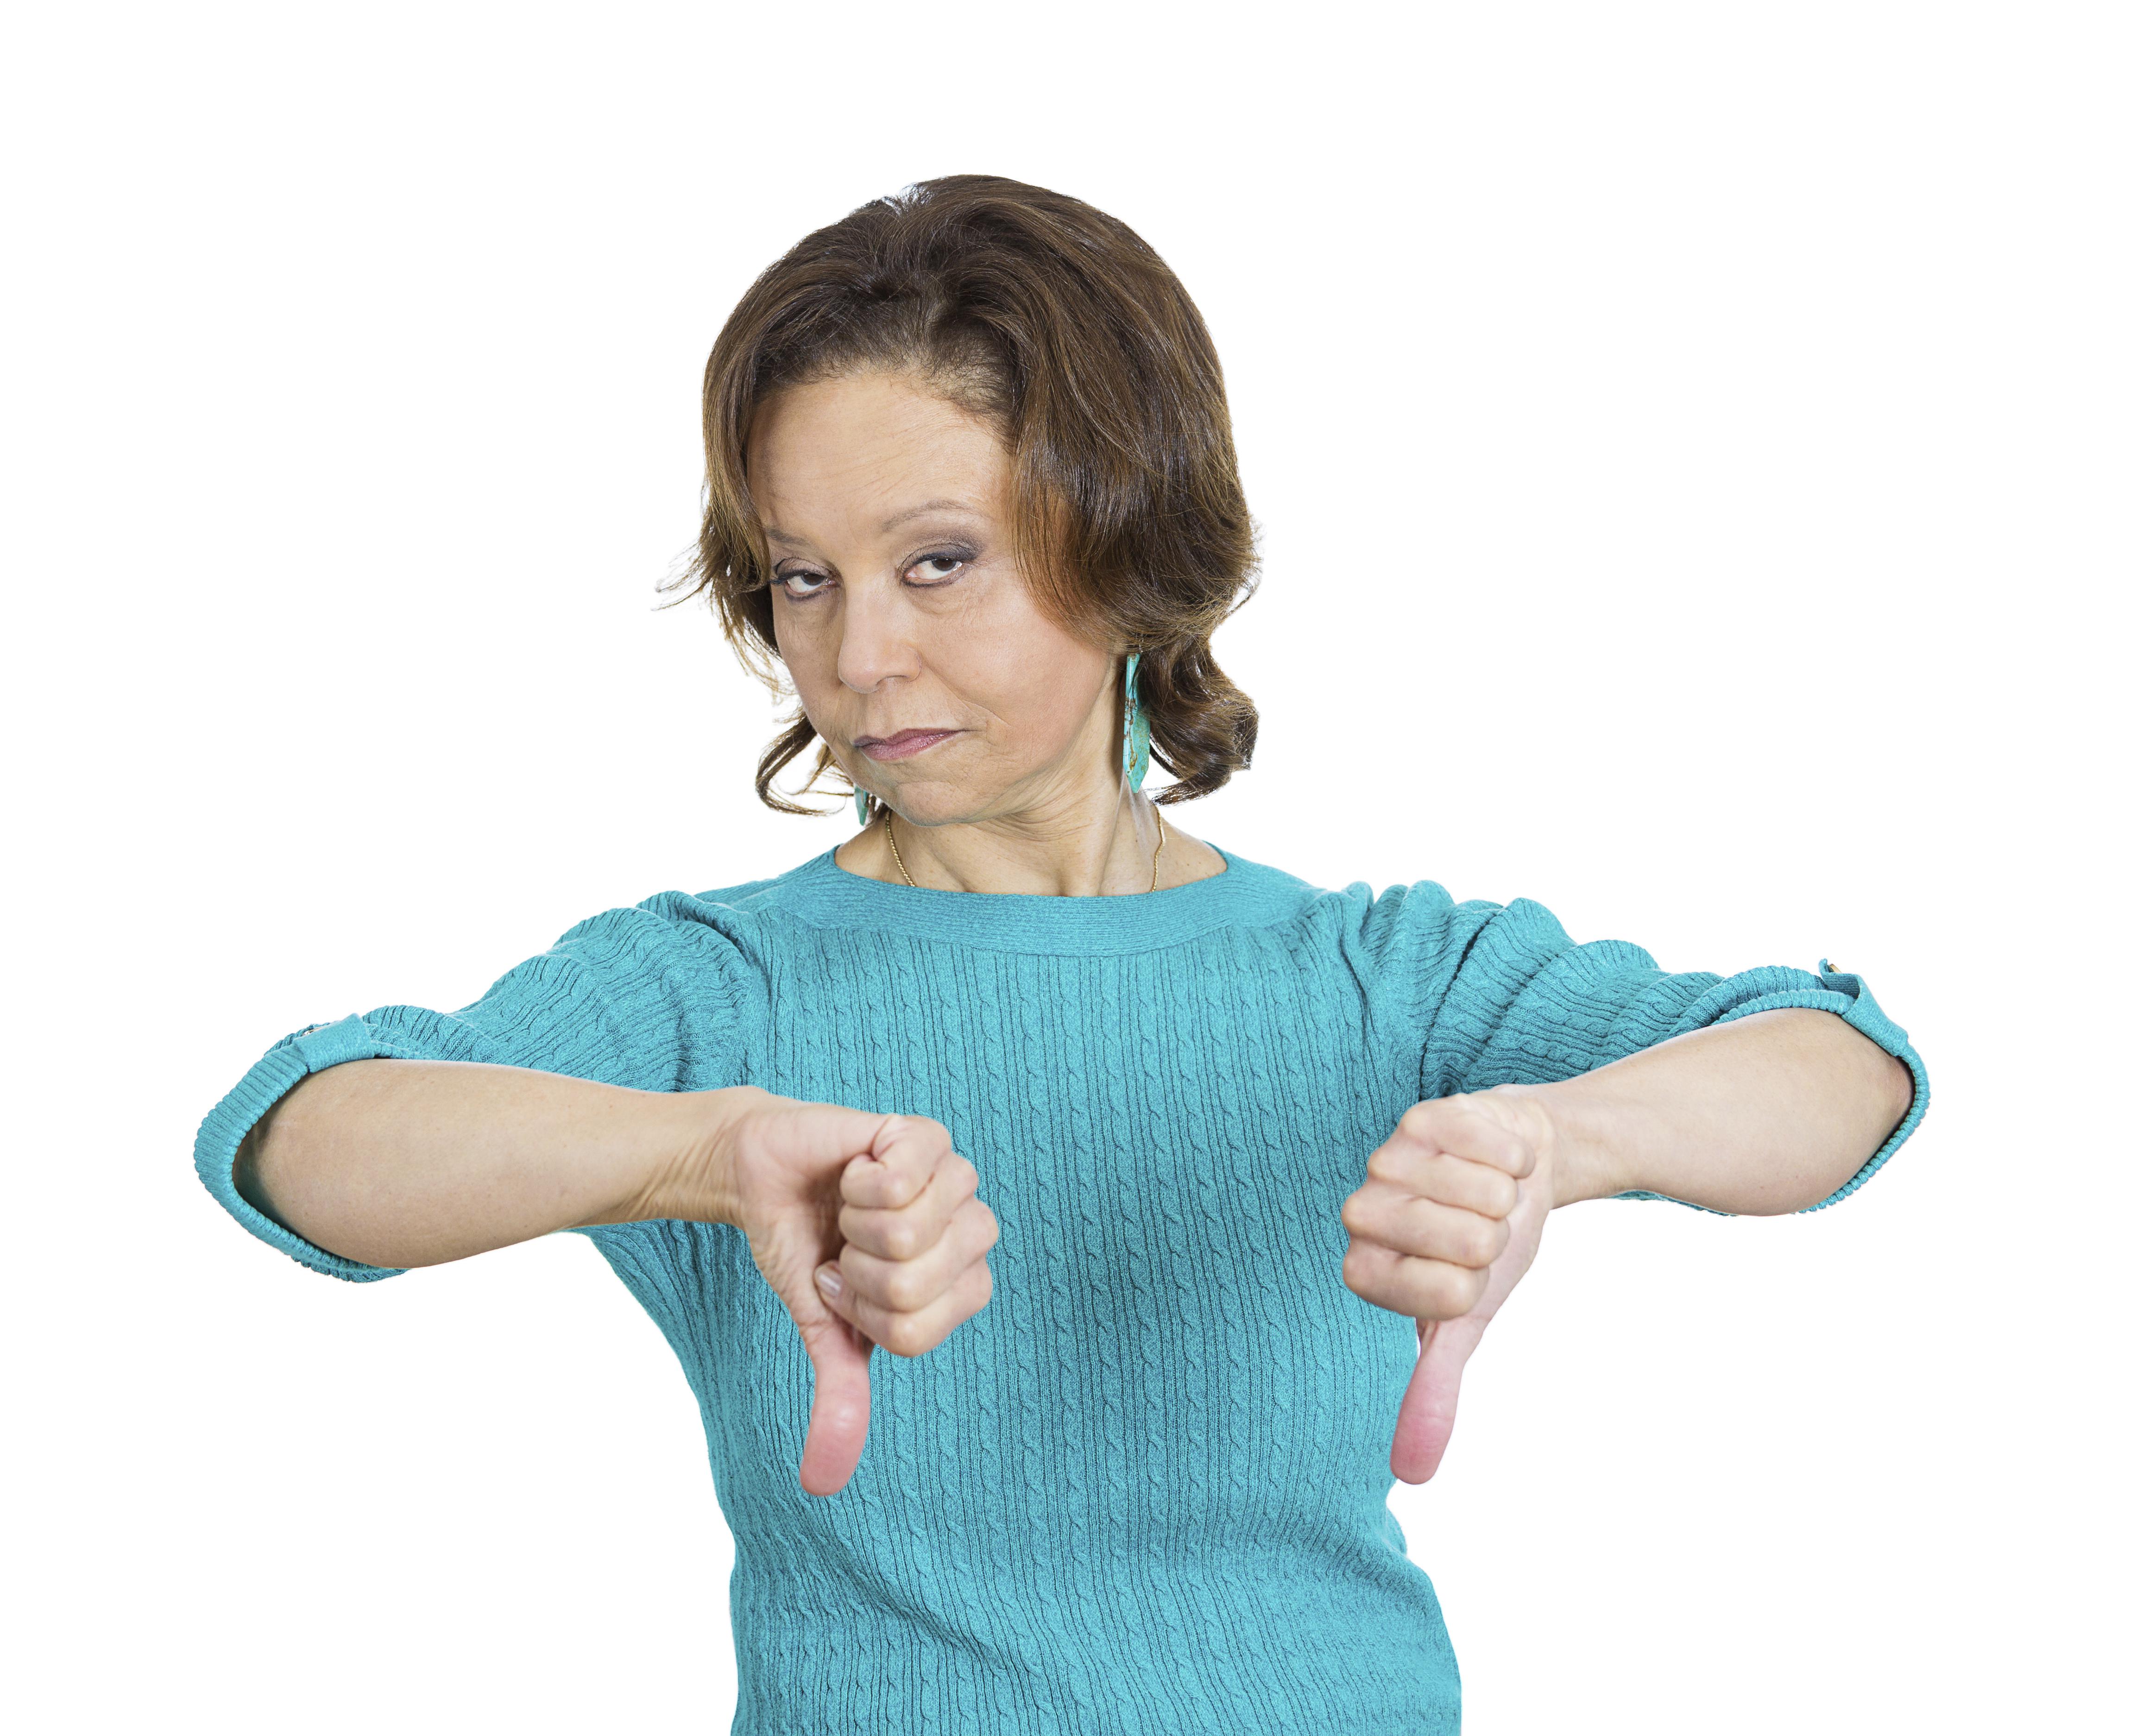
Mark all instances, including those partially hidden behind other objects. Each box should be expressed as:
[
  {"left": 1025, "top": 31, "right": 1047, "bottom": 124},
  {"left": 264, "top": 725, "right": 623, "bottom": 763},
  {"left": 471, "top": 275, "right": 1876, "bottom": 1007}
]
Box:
[
  {"left": 762, "top": 499, "right": 983, "bottom": 547},
  {"left": 879, "top": 498, "right": 979, "bottom": 534}
]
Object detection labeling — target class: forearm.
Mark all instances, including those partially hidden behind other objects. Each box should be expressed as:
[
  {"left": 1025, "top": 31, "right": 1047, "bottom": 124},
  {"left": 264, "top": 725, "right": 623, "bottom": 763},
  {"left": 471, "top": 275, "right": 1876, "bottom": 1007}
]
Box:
[
  {"left": 233, "top": 1058, "right": 741, "bottom": 1269},
  {"left": 1520, "top": 1007, "right": 1914, "bottom": 1214}
]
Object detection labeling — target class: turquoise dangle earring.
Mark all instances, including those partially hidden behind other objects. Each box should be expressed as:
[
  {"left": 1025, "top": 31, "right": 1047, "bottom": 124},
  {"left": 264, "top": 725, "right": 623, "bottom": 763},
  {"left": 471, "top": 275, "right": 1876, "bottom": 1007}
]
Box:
[
  {"left": 855, "top": 786, "right": 870, "bottom": 825},
  {"left": 1122, "top": 651, "right": 1151, "bottom": 792}
]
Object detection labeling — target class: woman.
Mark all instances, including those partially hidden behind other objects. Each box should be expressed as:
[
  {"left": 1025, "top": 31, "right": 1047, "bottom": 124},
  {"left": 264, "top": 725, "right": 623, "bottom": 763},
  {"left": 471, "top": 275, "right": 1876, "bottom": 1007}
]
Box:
[{"left": 196, "top": 176, "right": 1927, "bottom": 1733}]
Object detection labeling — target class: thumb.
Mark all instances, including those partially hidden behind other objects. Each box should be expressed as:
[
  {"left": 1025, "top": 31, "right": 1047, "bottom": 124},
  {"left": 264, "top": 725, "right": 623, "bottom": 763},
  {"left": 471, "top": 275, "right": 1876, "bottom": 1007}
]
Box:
[
  {"left": 1390, "top": 1315, "right": 1487, "bottom": 1485},
  {"left": 794, "top": 1267, "right": 875, "bottom": 1497}
]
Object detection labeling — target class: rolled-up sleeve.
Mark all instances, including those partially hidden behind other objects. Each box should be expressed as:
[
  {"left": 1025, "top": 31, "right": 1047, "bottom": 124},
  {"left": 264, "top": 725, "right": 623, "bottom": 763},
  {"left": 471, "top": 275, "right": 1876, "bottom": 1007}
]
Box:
[
  {"left": 192, "top": 901, "right": 752, "bottom": 1281},
  {"left": 1418, "top": 896, "right": 1929, "bottom": 1211},
  {"left": 196, "top": 1011, "right": 419, "bottom": 1281}
]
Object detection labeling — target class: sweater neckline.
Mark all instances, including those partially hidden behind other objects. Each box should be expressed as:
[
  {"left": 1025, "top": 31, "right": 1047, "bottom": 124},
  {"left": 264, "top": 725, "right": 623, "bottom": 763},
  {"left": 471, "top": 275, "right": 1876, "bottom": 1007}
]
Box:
[{"left": 765, "top": 842, "right": 1316, "bottom": 956}]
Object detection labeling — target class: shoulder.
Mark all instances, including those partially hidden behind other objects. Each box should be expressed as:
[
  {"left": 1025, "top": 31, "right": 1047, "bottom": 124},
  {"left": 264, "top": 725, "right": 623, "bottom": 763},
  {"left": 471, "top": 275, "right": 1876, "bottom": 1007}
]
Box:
[
  {"left": 1236, "top": 857, "right": 1601, "bottom": 990},
  {"left": 535, "top": 851, "right": 841, "bottom": 987},
  {"left": 1232, "top": 854, "right": 1506, "bottom": 948}
]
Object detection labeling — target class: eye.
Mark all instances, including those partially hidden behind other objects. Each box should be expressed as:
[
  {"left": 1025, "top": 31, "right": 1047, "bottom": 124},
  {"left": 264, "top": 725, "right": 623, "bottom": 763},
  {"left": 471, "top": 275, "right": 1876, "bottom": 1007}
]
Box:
[
  {"left": 775, "top": 567, "right": 834, "bottom": 600},
  {"left": 905, "top": 551, "right": 971, "bottom": 585}
]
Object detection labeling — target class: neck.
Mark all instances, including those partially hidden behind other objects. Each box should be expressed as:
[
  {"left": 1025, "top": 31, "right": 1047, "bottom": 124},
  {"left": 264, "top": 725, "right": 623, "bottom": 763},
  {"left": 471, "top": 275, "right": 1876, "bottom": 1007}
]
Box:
[{"left": 837, "top": 776, "right": 1216, "bottom": 896}]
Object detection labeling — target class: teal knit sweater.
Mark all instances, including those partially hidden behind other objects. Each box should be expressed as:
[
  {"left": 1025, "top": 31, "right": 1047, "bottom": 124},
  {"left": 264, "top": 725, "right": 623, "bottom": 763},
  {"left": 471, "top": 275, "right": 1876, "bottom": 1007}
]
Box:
[{"left": 195, "top": 846, "right": 1928, "bottom": 1734}]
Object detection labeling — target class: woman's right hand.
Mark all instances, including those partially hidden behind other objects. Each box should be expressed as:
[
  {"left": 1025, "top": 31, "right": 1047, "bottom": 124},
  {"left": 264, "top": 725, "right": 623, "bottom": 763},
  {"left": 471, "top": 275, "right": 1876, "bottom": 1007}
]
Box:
[
  {"left": 681, "top": 1088, "right": 999, "bottom": 1498},
  {"left": 238, "top": 1060, "right": 992, "bottom": 1498}
]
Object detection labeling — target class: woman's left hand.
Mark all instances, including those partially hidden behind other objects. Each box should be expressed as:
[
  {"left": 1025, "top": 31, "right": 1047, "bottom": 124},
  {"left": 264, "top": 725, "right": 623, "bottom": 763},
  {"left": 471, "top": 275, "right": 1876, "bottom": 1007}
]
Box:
[{"left": 1341, "top": 1088, "right": 1557, "bottom": 1484}]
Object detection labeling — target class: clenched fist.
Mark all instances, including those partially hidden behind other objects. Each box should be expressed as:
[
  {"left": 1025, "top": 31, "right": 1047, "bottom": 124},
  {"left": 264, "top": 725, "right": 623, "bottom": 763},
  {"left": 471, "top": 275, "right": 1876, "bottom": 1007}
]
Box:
[
  {"left": 696, "top": 1088, "right": 999, "bottom": 1498},
  {"left": 1342, "top": 1088, "right": 1557, "bottom": 1485}
]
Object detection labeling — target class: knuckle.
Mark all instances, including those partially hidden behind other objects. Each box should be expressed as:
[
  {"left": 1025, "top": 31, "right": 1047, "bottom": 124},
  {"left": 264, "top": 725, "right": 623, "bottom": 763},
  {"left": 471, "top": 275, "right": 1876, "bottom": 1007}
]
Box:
[
  {"left": 882, "top": 1316, "right": 933, "bottom": 1358},
  {"left": 1341, "top": 1243, "right": 1381, "bottom": 1298},
  {"left": 1422, "top": 1263, "right": 1476, "bottom": 1319},
  {"left": 1458, "top": 1219, "right": 1500, "bottom": 1267},
  {"left": 1418, "top": 1151, "right": 1467, "bottom": 1202}
]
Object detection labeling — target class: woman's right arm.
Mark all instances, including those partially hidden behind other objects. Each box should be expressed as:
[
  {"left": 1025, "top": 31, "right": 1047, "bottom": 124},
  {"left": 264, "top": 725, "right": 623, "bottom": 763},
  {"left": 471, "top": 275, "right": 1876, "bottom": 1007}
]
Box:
[
  {"left": 233, "top": 1057, "right": 741, "bottom": 1271},
  {"left": 230, "top": 1057, "right": 997, "bottom": 1497}
]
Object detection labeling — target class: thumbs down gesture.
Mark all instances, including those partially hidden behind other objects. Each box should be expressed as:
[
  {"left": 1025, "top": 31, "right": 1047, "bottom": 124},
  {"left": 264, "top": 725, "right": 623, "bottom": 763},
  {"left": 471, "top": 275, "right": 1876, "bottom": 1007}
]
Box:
[{"left": 1341, "top": 1089, "right": 1556, "bottom": 1484}]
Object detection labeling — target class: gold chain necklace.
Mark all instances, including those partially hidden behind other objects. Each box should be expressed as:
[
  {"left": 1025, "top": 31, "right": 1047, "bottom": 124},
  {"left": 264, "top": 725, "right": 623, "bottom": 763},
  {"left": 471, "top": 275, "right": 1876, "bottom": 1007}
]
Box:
[{"left": 883, "top": 809, "right": 1168, "bottom": 895}]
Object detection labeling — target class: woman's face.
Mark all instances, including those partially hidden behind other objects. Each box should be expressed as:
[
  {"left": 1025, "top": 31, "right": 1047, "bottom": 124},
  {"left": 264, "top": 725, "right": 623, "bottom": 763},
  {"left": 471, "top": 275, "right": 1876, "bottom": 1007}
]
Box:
[{"left": 749, "top": 370, "right": 1120, "bottom": 830}]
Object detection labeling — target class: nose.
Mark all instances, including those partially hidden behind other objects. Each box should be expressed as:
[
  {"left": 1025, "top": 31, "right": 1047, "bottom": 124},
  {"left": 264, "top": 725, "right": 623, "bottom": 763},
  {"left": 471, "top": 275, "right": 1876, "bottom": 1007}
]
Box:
[{"left": 834, "top": 582, "right": 921, "bottom": 696}]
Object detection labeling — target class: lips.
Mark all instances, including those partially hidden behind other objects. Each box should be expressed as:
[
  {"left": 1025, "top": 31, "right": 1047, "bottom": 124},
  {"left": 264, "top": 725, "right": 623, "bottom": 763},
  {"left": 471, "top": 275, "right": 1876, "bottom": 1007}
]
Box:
[{"left": 856, "top": 729, "right": 960, "bottom": 762}]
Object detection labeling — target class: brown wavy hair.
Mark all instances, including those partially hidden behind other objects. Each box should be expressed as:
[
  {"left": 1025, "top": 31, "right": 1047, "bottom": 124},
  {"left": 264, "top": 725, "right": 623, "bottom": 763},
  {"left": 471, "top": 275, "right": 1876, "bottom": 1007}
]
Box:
[{"left": 662, "top": 174, "right": 1260, "bottom": 816}]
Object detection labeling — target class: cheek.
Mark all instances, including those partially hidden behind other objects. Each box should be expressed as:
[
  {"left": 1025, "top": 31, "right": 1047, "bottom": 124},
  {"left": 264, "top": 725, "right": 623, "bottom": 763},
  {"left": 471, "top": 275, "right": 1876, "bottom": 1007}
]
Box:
[
  {"left": 772, "top": 608, "right": 831, "bottom": 692},
  {"left": 944, "top": 628, "right": 1101, "bottom": 747},
  {"left": 770, "top": 615, "right": 849, "bottom": 744}
]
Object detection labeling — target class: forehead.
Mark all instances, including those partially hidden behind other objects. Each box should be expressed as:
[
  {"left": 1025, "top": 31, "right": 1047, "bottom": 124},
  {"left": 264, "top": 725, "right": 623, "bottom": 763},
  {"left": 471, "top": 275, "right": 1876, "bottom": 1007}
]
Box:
[{"left": 747, "top": 371, "right": 1010, "bottom": 540}]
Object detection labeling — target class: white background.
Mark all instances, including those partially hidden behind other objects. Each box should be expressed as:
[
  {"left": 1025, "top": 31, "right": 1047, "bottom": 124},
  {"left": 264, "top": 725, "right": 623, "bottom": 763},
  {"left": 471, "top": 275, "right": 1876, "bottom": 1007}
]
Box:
[{"left": 5, "top": 4, "right": 2135, "bottom": 1731}]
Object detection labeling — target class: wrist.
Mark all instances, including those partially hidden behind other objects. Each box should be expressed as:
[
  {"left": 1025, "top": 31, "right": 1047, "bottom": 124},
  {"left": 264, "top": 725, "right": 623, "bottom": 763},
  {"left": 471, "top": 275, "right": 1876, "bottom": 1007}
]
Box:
[
  {"left": 596, "top": 1084, "right": 759, "bottom": 1230},
  {"left": 1495, "top": 1080, "right": 1631, "bottom": 1208}
]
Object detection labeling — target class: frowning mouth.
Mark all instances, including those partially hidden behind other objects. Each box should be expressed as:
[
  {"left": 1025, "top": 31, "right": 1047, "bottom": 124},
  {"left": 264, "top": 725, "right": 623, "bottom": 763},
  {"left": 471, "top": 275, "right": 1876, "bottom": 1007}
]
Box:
[{"left": 854, "top": 729, "right": 961, "bottom": 762}]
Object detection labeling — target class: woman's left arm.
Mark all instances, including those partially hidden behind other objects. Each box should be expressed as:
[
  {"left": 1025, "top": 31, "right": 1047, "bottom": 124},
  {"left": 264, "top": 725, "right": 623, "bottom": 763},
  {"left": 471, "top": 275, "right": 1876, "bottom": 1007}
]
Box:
[
  {"left": 1344, "top": 890, "right": 1932, "bottom": 1483},
  {"left": 1348, "top": 1009, "right": 1913, "bottom": 1484},
  {"left": 1526, "top": 1004, "right": 1915, "bottom": 1213}
]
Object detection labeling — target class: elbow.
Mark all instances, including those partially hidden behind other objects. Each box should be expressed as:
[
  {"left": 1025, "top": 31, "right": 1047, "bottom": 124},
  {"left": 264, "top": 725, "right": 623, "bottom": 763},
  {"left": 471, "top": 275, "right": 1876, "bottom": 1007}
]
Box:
[
  {"left": 1857, "top": 1029, "right": 1916, "bottom": 1155},
  {"left": 1883, "top": 1050, "right": 1916, "bottom": 1129},
  {"left": 1762, "top": 1024, "right": 1917, "bottom": 1215},
  {"left": 1788, "top": 1039, "right": 1915, "bottom": 1214},
  {"left": 232, "top": 1079, "right": 374, "bottom": 1260},
  {"left": 231, "top": 1122, "right": 293, "bottom": 1229}
]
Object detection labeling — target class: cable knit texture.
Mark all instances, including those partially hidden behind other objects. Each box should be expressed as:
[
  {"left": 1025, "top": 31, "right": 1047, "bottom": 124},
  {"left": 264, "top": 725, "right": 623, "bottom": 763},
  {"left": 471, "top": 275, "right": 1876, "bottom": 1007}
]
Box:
[{"left": 194, "top": 846, "right": 1929, "bottom": 1734}]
